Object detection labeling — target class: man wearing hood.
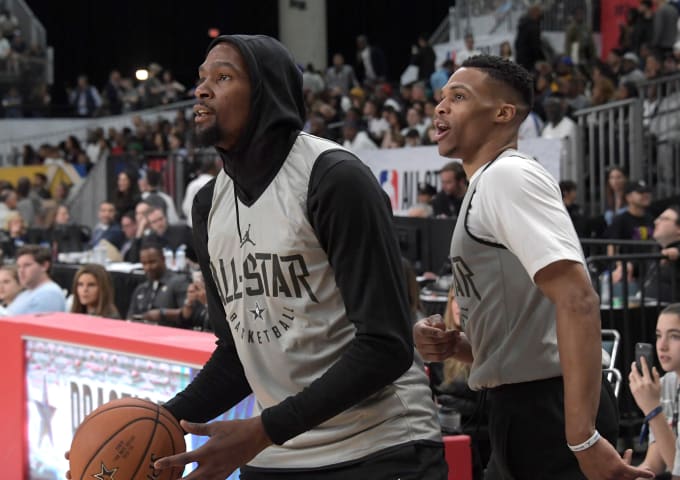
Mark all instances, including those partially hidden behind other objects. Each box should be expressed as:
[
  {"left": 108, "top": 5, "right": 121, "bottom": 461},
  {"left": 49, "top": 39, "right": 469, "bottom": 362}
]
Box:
[{"left": 154, "top": 35, "right": 446, "bottom": 479}]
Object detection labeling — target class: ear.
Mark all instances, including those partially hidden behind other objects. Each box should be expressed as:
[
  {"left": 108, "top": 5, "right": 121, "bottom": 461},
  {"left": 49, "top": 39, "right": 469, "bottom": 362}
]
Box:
[{"left": 495, "top": 103, "right": 517, "bottom": 124}]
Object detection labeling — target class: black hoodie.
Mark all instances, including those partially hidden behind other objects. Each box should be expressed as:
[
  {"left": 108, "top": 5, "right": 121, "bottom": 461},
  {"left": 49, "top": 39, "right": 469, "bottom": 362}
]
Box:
[{"left": 164, "top": 35, "right": 420, "bottom": 461}]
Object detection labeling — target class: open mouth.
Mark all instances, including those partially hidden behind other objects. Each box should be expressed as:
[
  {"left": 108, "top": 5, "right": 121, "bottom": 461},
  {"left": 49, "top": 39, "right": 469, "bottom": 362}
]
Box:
[
  {"left": 194, "top": 106, "right": 214, "bottom": 123},
  {"left": 434, "top": 120, "right": 450, "bottom": 141}
]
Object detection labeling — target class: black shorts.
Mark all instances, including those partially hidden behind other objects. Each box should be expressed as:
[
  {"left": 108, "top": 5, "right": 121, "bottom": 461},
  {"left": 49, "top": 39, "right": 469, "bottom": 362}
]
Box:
[
  {"left": 240, "top": 442, "right": 448, "bottom": 480},
  {"left": 484, "top": 376, "right": 619, "bottom": 480}
]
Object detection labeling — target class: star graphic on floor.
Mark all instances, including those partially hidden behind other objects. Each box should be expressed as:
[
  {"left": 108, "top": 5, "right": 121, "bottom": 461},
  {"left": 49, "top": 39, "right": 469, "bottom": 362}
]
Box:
[
  {"left": 249, "top": 302, "right": 266, "bottom": 320},
  {"left": 93, "top": 461, "right": 119, "bottom": 480},
  {"left": 34, "top": 376, "right": 56, "bottom": 447}
]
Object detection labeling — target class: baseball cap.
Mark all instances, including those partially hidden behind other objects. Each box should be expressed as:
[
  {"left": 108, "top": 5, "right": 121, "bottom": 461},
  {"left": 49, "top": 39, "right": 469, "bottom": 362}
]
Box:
[
  {"left": 623, "top": 52, "right": 640, "bottom": 64},
  {"left": 624, "top": 179, "right": 651, "bottom": 195}
]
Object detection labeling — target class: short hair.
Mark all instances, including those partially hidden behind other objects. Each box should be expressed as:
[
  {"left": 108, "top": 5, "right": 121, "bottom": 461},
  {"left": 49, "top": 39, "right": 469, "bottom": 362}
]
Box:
[
  {"left": 666, "top": 205, "right": 680, "bottom": 227},
  {"left": 440, "top": 161, "right": 466, "bottom": 181},
  {"left": 461, "top": 54, "right": 535, "bottom": 114},
  {"left": 146, "top": 169, "right": 162, "bottom": 188},
  {"left": 0, "top": 264, "right": 19, "bottom": 284},
  {"left": 559, "top": 180, "right": 577, "bottom": 197},
  {"left": 121, "top": 210, "right": 136, "bottom": 223},
  {"left": 139, "top": 235, "right": 165, "bottom": 256},
  {"left": 661, "top": 303, "right": 680, "bottom": 319},
  {"left": 144, "top": 194, "right": 167, "bottom": 214},
  {"left": 16, "top": 244, "right": 52, "bottom": 266}
]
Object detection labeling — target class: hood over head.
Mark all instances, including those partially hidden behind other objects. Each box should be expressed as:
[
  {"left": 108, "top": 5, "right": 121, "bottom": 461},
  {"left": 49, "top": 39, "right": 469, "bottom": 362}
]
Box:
[{"left": 206, "top": 34, "right": 305, "bottom": 204}]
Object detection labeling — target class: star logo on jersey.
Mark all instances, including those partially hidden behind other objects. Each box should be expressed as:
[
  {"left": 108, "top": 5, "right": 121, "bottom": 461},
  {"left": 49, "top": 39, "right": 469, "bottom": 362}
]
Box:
[
  {"left": 249, "top": 302, "right": 266, "bottom": 320},
  {"left": 240, "top": 224, "right": 256, "bottom": 248},
  {"left": 93, "top": 462, "right": 118, "bottom": 480}
]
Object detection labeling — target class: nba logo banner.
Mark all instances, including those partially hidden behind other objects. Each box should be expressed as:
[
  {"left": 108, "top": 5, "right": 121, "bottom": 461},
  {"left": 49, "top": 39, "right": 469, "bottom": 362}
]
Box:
[{"left": 379, "top": 170, "right": 399, "bottom": 210}]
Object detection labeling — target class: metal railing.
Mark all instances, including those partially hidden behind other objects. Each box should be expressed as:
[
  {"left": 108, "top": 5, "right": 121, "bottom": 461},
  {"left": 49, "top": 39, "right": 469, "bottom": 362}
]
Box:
[{"left": 573, "top": 99, "right": 644, "bottom": 216}]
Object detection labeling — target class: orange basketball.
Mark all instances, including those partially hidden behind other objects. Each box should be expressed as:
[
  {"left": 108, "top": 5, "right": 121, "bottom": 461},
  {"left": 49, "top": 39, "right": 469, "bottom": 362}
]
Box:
[{"left": 69, "top": 397, "right": 186, "bottom": 480}]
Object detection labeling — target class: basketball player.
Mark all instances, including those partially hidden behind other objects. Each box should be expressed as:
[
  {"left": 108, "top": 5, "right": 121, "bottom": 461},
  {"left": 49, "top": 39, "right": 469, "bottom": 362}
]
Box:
[
  {"left": 150, "top": 35, "right": 446, "bottom": 479},
  {"left": 413, "top": 55, "right": 654, "bottom": 479}
]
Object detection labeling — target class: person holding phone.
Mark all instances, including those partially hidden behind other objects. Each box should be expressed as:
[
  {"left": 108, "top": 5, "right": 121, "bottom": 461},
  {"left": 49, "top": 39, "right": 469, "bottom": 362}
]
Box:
[{"left": 629, "top": 303, "right": 680, "bottom": 476}]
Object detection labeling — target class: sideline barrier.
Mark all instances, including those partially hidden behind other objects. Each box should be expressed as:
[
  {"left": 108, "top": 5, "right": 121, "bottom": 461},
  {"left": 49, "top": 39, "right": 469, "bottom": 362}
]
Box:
[{"left": 0, "top": 313, "right": 220, "bottom": 479}]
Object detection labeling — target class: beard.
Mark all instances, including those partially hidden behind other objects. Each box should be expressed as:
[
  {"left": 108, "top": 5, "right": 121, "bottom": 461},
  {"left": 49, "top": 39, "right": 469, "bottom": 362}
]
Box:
[{"left": 194, "top": 121, "right": 222, "bottom": 148}]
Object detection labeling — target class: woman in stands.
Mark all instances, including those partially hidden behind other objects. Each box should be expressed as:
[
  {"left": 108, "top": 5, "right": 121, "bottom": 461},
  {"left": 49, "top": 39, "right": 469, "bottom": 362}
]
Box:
[
  {"left": 0, "top": 211, "right": 29, "bottom": 259},
  {"left": 604, "top": 166, "right": 628, "bottom": 225},
  {"left": 70, "top": 263, "right": 119, "bottom": 319},
  {"left": 0, "top": 265, "right": 22, "bottom": 308},
  {"left": 629, "top": 303, "right": 680, "bottom": 477},
  {"left": 112, "top": 170, "right": 140, "bottom": 221}
]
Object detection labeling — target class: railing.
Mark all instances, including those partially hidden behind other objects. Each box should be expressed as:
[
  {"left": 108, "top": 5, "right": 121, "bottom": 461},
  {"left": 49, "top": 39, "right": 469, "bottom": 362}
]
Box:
[{"left": 573, "top": 99, "right": 644, "bottom": 216}]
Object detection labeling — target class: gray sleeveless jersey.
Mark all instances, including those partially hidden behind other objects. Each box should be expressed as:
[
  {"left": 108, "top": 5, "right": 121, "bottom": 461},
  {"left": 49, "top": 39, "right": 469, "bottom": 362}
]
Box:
[
  {"left": 207, "top": 132, "right": 441, "bottom": 468},
  {"left": 450, "top": 154, "right": 565, "bottom": 390}
]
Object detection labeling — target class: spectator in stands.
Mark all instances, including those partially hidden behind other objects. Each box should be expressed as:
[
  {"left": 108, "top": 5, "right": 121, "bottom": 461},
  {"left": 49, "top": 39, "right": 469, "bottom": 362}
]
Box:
[
  {"left": 32, "top": 173, "right": 51, "bottom": 200},
  {"left": 607, "top": 179, "right": 655, "bottom": 255},
  {"left": 6, "top": 245, "right": 65, "bottom": 315},
  {"left": 651, "top": 0, "right": 679, "bottom": 56},
  {"left": 0, "top": 188, "right": 17, "bottom": 228},
  {"left": 90, "top": 201, "right": 125, "bottom": 250},
  {"left": 140, "top": 204, "right": 195, "bottom": 262},
  {"left": 641, "top": 206, "right": 680, "bottom": 302},
  {"left": 302, "top": 63, "right": 325, "bottom": 95},
  {"left": 619, "top": 52, "right": 646, "bottom": 85},
  {"left": 73, "top": 151, "right": 93, "bottom": 177},
  {"left": 499, "top": 41, "right": 514, "bottom": 62},
  {"left": 342, "top": 119, "right": 377, "bottom": 152},
  {"left": 457, "top": 32, "right": 482, "bottom": 64},
  {"left": 355, "top": 34, "right": 387, "bottom": 85},
  {"left": 70, "top": 263, "right": 120, "bottom": 319},
  {"left": 631, "top": 0, "right": 655, "bottom": 54},
  {"left": 614, "top": 80, "right": 640, "bottom": 101},
  {"left": 515, "top": 4, "right": 544, "bottom": 72},
  {"left": 179, "top": 275, "right": 210, "bottom": 330},
  {"left": 410, "top": 33, "right": 436, "bottom": 83},
  {"left": 103, "top": 70, "right": 124, "bottom": 115},
  {"left": 362, "top": 97, "right": 389, "bottom": 145},
  {"left": 182, "top": 157, "right": 218, "bottom": 227},
  {"left": 27, "top": 83, "right": 51, "bottom": 117},
  {"left": 126, "top": 240, "right": 189, "bottom": 325},
  {"left": 112, "top": 170, "right": 140, "bottom": 222},
  {"left": 430, "top": 59, "right": 455, "bottom": 101},
  {"left": 119, "top": 211, "right": 138, "bottom": 262},
  {"left": 604, "top": 166, "right": 629, "bottom": 225},
  {"left": 431, "top": 161, "right": 467, "bottom": 218},
  {"left": 662, "top": 52, "right": 678, "bottom": 74},
  {"left": 52, "top": 181, "right": 71, "bottom": 204},
  {"left": 0, "top": 264, "right": 21, "bottom": 308},
  {"left": 325, "top": 53, "right": 358, "bottom": 96},
  {"left": 160, "top": 70, "right": 186, "bottom": 104},
  {"left": 564, "top": 7, "right": 596, "bottom": 67},
  {"left": 407, "top": 183, "right": 436, "bottom": 218},
  {"left": 560, "top": 180, "right": 588, "bottom": 237},
  {"left": 16, "top": 177, "right": 39, "bottom": 227},
  {"left": 53, "top": 204, "right": 71, "bottom": 226},
  {"left": 629, "top": 303, "right": 680, "bottom": 477},
  {"left": 2, "top": 86, "right": 22, "bottom": 117},
  {"left": 591, "top": 62, "right": 617, "bottom": 105},
  {"left": 69, "top": 74, "right": 102, "bottom": 117},
  {"left": 2, "top": 210, "right": 28, "bottom": 252},
  {"left": 139, "top": 169, "right": 180, "bottom": 224},
  {"left": 139, "top": 62, "right": 164, "bottom": 107},
  {"left": 63, "top": 135, "right": 82, "bottom": 164}
]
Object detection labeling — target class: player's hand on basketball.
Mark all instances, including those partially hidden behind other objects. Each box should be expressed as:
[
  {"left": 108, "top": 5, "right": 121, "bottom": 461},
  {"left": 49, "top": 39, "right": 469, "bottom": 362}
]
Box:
[
  {"left": 413, "top": 314, "right": 464, "bottom": 362},
  {"left": 629, "top": 357, "right": 661, "bottom": 415},
  {"left": 573, "top": 437, "right": 653, "bottom": 479},
  {"left": 154, "top": 416, "right": 272, "bottom": 479}
]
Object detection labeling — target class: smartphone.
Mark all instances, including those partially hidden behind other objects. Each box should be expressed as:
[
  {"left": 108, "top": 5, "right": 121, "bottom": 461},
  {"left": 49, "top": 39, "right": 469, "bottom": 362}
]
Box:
[{"left": 635, "top": 342, "right": 655, "bottom": 374}]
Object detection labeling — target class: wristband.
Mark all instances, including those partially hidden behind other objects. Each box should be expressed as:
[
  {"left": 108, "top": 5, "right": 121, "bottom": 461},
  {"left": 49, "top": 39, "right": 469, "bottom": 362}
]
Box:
[
  {"left": 639, "top": 405, "right": 663, "bottom": 445},
  {"left": 567, "top": 430, "right": 601, "bottom": 452}
]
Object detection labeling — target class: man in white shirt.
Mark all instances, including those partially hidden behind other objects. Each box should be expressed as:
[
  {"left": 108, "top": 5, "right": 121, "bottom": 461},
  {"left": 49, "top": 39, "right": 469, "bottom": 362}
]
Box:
[
  {"left": 541, "top": 96, "right": 578, "bottom": 180},
  {"left": 7, "top": 245, "right": 65, "bottom": 315},
  {"left": 182, "top": 157, "right": 219, "bottom": 227},
  {"left": 342, "top": 120, "right": 377, "bottom": 152},
  {"left": 456, "top": 32, "right": 482, "bottom": 64}
]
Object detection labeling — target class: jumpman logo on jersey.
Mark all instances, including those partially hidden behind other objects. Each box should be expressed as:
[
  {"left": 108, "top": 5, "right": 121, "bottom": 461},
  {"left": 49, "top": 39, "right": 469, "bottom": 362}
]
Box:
[{"left": 240, "top": 224, "right": 256, "bottom": 248}]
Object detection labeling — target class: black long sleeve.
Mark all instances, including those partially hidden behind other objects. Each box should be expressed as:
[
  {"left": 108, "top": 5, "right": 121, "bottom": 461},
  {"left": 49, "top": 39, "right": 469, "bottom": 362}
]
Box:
[
  {"left": 260, "top": 151, "right": 414, "bottom": 444},
  {"left": 163, "top": 178, "right": 252, "bottom": 422}
]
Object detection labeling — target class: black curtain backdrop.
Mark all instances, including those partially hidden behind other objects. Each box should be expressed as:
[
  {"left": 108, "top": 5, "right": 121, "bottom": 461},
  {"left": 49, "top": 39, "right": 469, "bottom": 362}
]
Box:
[{"left": 26, "top": 0, "right": 451, "bottom": 106}]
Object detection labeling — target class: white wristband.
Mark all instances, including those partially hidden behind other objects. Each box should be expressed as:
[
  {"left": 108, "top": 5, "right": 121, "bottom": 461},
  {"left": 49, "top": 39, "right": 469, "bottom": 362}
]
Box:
[{"left": 567, "top": 430, "right": 601, "bottom": 452}]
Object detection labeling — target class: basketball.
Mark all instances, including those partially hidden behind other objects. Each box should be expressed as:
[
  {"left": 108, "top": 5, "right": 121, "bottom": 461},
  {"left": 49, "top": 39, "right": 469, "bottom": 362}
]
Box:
[{"left": 69, "top": 398, "right": 186, "bottom": 480}]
